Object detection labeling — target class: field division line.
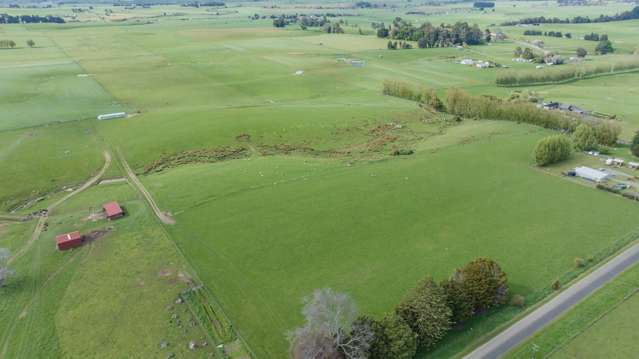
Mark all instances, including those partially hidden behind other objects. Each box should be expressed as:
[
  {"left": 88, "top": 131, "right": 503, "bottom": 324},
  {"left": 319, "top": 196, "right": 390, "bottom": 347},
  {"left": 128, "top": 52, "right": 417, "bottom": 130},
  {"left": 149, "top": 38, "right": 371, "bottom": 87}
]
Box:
[{"left": 115, "top": 149, "right": 175, "bottom": 225}]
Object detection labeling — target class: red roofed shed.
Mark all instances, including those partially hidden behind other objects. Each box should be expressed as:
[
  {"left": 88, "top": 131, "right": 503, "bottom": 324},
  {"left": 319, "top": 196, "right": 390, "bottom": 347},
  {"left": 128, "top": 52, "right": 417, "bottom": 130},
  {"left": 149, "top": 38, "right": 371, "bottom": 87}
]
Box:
[
  {"left": 56, "top": 231, "right": 83, "bottom": 251},
  {"left": 103, "top": 201, "right": 124, "bottom": 220}
]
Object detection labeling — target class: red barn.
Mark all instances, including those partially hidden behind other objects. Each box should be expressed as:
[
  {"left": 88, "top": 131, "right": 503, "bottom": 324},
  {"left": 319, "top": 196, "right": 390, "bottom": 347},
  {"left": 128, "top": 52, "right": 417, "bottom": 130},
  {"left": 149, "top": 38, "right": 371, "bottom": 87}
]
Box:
[
  {"left": 56, "top": 231, "right": 83, "bottom": 251},
  {"left": 103, "top": 201, "right": 124, "bottom": 220}
]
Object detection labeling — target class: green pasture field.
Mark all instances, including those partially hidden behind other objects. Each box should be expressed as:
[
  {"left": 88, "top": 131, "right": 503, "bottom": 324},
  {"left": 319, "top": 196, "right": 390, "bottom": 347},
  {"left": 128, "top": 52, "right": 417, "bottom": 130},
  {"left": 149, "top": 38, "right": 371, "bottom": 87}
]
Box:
[
  {"left": 2, "top": 1, "right": 639, "bottom": 358},
  {"left": 508, "top": 261, "right": 639, "bottom": 359},
  {"left": 0, "top": 182, "right": 209, "bottom": 358},
  {"left": 143, "top": 120, "right": 639, "bottom": 358}
]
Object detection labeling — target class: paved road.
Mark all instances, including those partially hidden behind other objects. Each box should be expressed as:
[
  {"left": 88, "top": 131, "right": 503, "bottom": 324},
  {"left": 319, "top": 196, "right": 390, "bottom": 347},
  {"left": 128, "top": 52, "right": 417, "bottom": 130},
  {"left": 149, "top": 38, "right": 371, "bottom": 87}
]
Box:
[
  {"left": 464, "top": 241, "right": 639, "bottom": 359},
  {"left": 116, "top": 149, "right": 176, "bottom": 225}
]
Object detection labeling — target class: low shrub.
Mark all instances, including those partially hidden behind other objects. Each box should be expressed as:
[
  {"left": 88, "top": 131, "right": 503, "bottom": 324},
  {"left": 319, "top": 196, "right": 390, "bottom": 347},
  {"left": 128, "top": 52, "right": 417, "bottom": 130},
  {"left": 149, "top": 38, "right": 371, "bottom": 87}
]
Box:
[
  {"left": 552, "top": 280, "right": 561, "bottom": 290},
  {"left": 574, "top": 257, "right": 586, "bottom": 268},
  {"left": 510, "top": 294, "right": 526, "bottom": 307}
]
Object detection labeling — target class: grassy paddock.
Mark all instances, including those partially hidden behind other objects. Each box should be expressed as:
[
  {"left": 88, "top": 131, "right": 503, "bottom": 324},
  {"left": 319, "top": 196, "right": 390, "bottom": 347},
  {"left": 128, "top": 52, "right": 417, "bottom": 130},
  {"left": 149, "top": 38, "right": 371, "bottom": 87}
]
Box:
[
  {"left": 496, "top": 55, "right": 639, "bottom": 86},
  {"left": 144, "top": 121, "right": 639, "bottom": 358}
]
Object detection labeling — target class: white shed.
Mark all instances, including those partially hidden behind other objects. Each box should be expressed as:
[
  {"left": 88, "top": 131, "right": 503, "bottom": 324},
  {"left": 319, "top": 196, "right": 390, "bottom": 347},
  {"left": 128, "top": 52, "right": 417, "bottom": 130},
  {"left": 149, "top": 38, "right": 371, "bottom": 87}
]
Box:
[
  {"left": 97, "top": 112, "right": 127, "bottom": 120},
  {"left": 575, "top": 166, "right": 610, "bottom": 182}
]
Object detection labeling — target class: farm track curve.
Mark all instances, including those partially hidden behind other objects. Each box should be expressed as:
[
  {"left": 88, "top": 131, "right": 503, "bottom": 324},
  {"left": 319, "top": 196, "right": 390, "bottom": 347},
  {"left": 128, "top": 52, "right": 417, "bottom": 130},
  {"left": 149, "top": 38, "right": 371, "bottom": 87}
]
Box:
[{"left": 116, "top": 149, "right": 176, "bottom": 225}]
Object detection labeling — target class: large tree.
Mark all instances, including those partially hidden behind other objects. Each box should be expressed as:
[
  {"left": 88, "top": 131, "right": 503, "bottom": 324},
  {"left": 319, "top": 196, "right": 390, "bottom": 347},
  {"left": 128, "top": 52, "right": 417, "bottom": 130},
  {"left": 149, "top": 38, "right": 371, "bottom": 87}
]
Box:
[
  {"left": 444, "top": 258, "right": 509, "bottom": 322},
  {"left": 533, "top": 135, "right": 572, "bottom": 166},
  {"left": 395, "top": 278, "right": 451, "bottom": 349},
  {"left": 573, "top": 124, "right": 598, "bottom": 151},
  {"left": 288, "top": 288, "right": 372, "bottom": 359},
  {"left": 368, "top": 313, "right": 417, "bottom": 359},
  {"left": 596, "top": 39, "right": 614, "bottom": 54}
]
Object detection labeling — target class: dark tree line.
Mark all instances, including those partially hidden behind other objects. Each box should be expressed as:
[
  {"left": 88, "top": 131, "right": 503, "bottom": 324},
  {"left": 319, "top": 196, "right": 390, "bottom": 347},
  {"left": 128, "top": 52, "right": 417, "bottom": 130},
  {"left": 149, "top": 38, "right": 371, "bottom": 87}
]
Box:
[
  {"left": 0, "top": 13, "right": 65, "bottom": 24},
  {"left": 584, "top": 32, "right": 608, "bottom": 41},
  {"left": 523, "top": 30, "right": 571, "bottom": 38},
  {"left": 376, "top": 17, "right": 489, "bottom": 48},
  {"left": 473, "top": 1, "right": 495, "bottom": 9},
  {"left": 502, "top": 5, "right": 639, "bottom": 25},
  {"left": 288, "top": 258, "right": 511, "bottom": 359}
]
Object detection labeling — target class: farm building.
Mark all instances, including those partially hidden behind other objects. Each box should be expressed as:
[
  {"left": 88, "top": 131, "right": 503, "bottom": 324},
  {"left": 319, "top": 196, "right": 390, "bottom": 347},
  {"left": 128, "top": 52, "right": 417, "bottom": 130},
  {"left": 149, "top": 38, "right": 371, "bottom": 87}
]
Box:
[
  {"left": 575, "top": 166, "right": 611, "bottom": 182},
  {"left": 629, "top": 162, "right": 639, "bottom": 169},
  {"left": 103, "top": 201, "right": 124, "bottom": 220},
  {"left": 56, "top": 231, "right": 83, "bottom": 251},
  {"left": 97, "top": 112, "right": 127, "bottom": 120}
]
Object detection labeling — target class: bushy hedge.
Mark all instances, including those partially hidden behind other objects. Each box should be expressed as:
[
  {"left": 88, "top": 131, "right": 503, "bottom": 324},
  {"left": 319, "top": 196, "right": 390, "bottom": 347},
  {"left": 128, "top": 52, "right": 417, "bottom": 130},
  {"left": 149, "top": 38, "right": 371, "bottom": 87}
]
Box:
[
  {"left": 496, "top": 56, "right": 639, "bottom": 86},
  {"left": 446, "top": 88, "right": 578, "bottom": 131},
  {"left": 533, "top": 135, "right": 572, "bottom": 166},
  {"left": 383, "top": 80, "right": 444, "bottom": 110}
]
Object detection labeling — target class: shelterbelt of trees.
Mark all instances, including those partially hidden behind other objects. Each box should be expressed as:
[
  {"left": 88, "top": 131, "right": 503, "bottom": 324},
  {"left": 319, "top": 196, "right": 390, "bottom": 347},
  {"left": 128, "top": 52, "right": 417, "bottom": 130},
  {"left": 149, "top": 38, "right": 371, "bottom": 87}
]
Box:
[
  {"left": 0, "top": 13, "right": 65, "bottom": 24},
  {"left": 502, "top": 5, "right": 639, "bottom": 25},
  {"left": 374, "top": 17, "right": 490, "bottom": 47}
]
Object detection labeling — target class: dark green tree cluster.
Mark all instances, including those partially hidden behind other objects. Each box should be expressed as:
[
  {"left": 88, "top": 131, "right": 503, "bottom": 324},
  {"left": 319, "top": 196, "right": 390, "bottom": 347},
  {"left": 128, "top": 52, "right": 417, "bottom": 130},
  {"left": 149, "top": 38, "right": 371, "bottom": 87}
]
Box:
[
  {"left": 376, "top": 18, "right": 488, "bottom": 47},
  {"left": 0, "top": 39, "right": 16, "bottom": 49},
  {"left": 442, "top": 258, "right": 509, "bottom": 323},
  {"left": 387, "top": 40, "right": 412, "bottom": 50},
  {"left": 595, "top": 39, "right": 614, "bottom": 54},
  {"left": 584, "top": 32, "right": 608, "bottom": 41},
  {"left": 347, "top": 258, "right": 509, "bottom": 358},
  {"left": 473, "top": 1, "right": 495, "bottom": 9},
  {"left": 0, "top": 13, "right": 65, "bottom": 24},
  {"left": 533, "top": 135, "right": 572, "bottom": 166},
  {"left": 501, "top": 6, "right": 639, "bottom": 25}
]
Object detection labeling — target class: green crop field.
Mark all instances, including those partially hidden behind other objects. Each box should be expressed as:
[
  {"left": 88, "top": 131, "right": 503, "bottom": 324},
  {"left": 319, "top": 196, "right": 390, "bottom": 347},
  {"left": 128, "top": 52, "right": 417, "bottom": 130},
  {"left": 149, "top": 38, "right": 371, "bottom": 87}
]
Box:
[{"left": 2, "top": 0, "right": 639, "bottom": 358}]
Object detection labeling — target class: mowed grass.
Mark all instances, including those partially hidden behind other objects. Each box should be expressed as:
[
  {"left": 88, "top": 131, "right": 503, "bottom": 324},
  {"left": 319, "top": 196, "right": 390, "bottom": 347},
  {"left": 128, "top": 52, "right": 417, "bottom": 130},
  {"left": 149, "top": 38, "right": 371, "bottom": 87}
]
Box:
[
  {"left": 144, "top": 121, "right": 639, "bottom": 358},
  {"left": 0, "top": 183, "right": 209, "bottom": 358},
  {"left": 508, "top": 262, "right": 639, "bottom": 359}
]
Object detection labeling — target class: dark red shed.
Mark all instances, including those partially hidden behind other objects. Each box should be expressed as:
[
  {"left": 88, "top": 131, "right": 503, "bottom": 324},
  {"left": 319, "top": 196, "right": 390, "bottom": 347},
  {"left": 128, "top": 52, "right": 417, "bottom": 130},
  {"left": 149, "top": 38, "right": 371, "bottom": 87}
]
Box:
[
  {"left": 56, "top": 231, "right": 83, "bottom": 251},
  {"left": 103, "top": 201, "right": 124, "bottom": 220}
]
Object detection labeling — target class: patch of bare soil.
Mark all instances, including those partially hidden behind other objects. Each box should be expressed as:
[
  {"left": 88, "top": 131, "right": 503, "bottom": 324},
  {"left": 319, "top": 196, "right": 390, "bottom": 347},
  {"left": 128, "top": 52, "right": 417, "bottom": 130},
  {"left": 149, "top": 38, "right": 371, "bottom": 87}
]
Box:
[
  {"left": 258, "top": 143, "right": 347, "bottom": 158},
  {"left": 144, "top": 147, "right": 250, "bottom": 174},
  {"left": 84, "top": 227, "right": 113, "bottom": 242}
]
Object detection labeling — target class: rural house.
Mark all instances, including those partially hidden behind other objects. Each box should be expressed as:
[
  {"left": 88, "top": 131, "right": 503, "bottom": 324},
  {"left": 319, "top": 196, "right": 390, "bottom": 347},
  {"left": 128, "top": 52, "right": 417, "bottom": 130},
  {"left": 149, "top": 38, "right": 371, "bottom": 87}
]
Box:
[
  {"left": 103, "top": 201, "right": 124, "bottom": 220},
  {"left": 56, "top": 231, "right": 83, "bottom": 251}
]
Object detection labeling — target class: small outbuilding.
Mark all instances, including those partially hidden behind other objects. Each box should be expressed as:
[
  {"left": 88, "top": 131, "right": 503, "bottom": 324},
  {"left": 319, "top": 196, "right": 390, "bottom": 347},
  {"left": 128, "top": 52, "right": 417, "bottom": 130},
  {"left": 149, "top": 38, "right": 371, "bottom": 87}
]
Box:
[
  {"left": 629, "top": 162, "right": 639, "bottom": 169},
  {"left": 103, "top": 201, "right": 124, "bottom": 220},
  {"left": 97, "top": 112, "right": 127, "bottom": 120},
  {"left": 575, "top": 166, "right": 611, "bottom": 183},
  {"left": 56, "top": 231, "right": 83, "bottom": 251}
]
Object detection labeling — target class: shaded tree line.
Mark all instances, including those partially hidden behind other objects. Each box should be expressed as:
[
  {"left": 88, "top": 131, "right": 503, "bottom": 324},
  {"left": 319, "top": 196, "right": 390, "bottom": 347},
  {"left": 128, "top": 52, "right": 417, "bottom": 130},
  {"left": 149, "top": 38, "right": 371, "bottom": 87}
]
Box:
[
  {"left": 473, "top": 1, "right": 495, "bottom": 9},
  {"left": 288, "top": 258, "right": 510, "bottom": 359},
  {"left": 523, "top": 30, "right": 572, "bottom": 38},
  {"left": 501, "top": 5, "right": 639, "bottom": 25},
  {"left": 0, "top": 13, "right": 65, "bottom": 24},
  {"left": 376, "top": 17, "right": 489, "bottom": 47},
  {"left": 584, "top": 32, "right": 607, "bottom": 41}
]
